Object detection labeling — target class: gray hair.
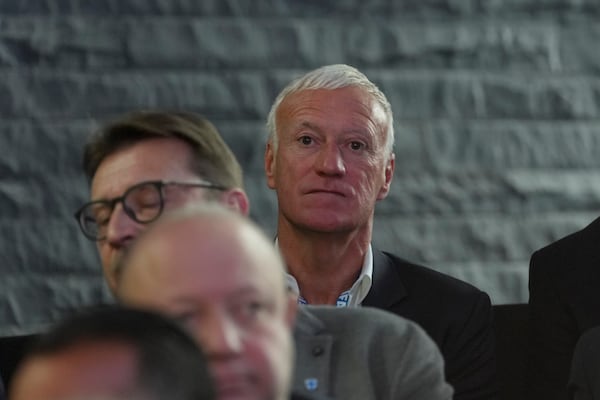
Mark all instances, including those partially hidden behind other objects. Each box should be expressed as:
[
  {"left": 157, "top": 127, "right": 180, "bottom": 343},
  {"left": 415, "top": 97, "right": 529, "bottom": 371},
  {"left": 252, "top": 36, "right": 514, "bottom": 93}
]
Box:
[{"left": 266, "top": 64, "right": 395, "bottom": 157}]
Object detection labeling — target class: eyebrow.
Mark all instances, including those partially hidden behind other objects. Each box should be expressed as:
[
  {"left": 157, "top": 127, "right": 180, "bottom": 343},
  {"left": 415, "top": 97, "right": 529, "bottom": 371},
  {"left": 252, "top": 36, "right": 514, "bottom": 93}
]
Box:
[
  {"left": 297, "top": 120, "right": 373, "bottom": 138},
  {"left": 289, "top": 121, "right": 319, "bottom": 135}
]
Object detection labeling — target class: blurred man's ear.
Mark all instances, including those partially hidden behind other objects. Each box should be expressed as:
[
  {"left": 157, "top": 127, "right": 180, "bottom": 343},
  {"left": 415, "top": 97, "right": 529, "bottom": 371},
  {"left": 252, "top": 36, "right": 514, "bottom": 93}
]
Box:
[{"left": 220, "top": 188, "right": 250, "bottom": 216}]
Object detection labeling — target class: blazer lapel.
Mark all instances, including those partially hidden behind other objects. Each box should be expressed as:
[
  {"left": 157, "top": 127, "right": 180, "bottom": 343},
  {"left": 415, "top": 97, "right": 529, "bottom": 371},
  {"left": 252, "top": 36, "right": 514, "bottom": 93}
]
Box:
[{"left": 362, "top": 248, "right": 408, "bottom": 308}]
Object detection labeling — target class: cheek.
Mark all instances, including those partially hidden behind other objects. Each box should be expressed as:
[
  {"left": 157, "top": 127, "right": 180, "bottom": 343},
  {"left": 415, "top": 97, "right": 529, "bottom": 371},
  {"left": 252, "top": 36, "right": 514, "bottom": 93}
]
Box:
[
  {"left": 228, "top": 336, "right": 281, "bottom": 398},
  {"left": 362, "top": 162, "right": 388, "bottom": 188},
  {"left": 353, "top": 169, "right": 379, "bottom": 192},
  {"left": 97, "top": 243, "right": 111, "bottom": 265},
  {"left": 245, "top": 326, "right": 290, "bottom": 372},
  {"left": 278, "top": 151, "right": 309, "bottom": 176}
]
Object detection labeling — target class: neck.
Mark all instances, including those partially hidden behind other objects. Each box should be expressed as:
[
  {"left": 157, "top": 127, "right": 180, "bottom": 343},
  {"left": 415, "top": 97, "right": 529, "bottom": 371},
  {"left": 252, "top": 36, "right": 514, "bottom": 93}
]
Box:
[{"left": 277, "top": 218, "right": 372, "bottom": 305}]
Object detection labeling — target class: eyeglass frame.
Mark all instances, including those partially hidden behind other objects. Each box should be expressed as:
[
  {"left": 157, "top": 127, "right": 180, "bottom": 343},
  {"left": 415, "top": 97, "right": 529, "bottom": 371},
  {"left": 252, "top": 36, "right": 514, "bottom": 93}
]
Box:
[{"left": 74, "top": 179, "right": 228, "bottom": 241}]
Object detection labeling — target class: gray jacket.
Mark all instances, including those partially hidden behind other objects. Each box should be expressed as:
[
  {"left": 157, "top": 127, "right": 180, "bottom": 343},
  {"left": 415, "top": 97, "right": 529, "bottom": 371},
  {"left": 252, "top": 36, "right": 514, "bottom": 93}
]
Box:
[{"left": 292, "top": 305, "right": 453, "bottom": 400}]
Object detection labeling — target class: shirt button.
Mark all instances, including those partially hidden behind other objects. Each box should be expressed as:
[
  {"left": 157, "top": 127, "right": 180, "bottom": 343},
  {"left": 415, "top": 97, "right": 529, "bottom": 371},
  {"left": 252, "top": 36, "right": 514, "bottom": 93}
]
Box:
[{"left": 312, "top": 346, "right": 324, "bottom": 357}]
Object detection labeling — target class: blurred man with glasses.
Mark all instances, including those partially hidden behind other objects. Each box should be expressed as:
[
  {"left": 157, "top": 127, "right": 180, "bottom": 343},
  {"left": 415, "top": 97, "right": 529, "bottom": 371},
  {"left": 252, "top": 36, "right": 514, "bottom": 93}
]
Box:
[{"left": 75, "top": 111, "right": 249, "bottom": 292}]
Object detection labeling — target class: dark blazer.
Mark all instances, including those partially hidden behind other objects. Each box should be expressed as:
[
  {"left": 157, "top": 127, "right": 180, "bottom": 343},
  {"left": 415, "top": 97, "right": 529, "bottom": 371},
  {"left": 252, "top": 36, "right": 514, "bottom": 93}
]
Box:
[
  {"left": 292, "top": 305, "right": 453, "bottom": 400},
  {"left": 568, "top": 326, "right": 600, "bottom": 400},
  {"left": 363, "top": 249, "right": 497, "bottom": 400},
  {"left": 527, "top": 216, "right": 600, "bottom": 400}
]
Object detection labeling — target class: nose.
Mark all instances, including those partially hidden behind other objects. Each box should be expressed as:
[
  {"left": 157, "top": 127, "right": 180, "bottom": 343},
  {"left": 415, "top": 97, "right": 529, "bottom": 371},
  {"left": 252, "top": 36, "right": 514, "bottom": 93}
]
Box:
[
  {"left": 200, "top": 313, "right": 243, "bottom": 359},
  {"left": 315, "top": 143, "right": 345, "bottom": 176},
  {"left": 104, "top": 203, "right": 142, "bottom": 249}
]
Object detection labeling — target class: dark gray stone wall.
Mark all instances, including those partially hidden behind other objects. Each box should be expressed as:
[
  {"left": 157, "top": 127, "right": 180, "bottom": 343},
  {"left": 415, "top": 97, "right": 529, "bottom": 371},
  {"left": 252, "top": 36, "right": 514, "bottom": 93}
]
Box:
[{"left": 2, "top": 0, "right": 600, "bottom": 334}]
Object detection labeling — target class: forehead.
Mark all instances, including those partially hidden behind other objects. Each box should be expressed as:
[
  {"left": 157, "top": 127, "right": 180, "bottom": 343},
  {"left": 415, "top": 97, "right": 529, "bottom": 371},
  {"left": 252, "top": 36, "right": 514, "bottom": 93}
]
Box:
[
  {"left": 278, "top": 86, "right": 387, "bottom": 128},
  {"left": 91, "top": 137, "right": 197, "bottom": 199},
  {"left": 120, "top": 220, "right": 284, "bottom": 305}
]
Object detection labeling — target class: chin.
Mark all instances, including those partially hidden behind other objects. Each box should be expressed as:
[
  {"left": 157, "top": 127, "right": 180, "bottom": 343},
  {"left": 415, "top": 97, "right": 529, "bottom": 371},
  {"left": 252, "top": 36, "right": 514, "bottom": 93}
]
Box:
[
  {"left": 299, "top": 218, "right": 355, "bottom": 233},
  {"left": 284, "top": 208, "right": 356, "bottom": 233}
]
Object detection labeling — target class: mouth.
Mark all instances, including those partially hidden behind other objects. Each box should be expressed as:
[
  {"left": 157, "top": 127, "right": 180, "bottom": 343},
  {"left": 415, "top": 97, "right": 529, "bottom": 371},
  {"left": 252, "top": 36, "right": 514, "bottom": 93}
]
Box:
[{"left": 306, "top": 189, "right": 346, "bottom": 197}]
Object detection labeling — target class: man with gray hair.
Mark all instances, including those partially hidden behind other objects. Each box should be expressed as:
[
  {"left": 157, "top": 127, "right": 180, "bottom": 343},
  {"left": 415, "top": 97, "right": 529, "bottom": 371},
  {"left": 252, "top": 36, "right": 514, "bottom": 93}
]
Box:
[{"left": 265, "top": 64, "right": 497, "bottom": 400}]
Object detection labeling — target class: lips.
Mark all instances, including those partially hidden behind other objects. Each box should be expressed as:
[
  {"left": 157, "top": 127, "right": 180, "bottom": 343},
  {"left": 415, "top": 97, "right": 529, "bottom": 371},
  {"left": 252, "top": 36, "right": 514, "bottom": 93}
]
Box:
[
  {"left": 309, "top": 190, "right": 344, "bottom": 196},
  {"left": 305, "top": 188, "right": 346, "bottom": 196}
]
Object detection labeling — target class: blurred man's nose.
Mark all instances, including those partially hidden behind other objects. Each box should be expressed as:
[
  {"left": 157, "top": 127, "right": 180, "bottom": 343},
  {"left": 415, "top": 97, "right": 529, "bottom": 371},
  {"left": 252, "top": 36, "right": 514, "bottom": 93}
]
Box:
[
  {"left": 104, "top": 204, "right": 142, "bottom": 249},
  {"left": 200, "top": 313, "right": 243, "bottom": 359}
]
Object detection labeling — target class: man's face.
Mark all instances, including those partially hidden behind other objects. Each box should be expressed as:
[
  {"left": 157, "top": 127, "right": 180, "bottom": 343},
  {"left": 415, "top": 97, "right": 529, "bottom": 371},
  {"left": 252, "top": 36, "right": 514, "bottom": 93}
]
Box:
[
  {"left": 117, "top": 218, "right": 296, "bottom": 400},
  {"left": 10, "top": 341, "right": 140, "bottom": 400},
  {"left": 265, "top": 86, "right": 395, "bottom": 234},
  {"left": 90, "top": 137, "right": 210, "bottom": 292}
]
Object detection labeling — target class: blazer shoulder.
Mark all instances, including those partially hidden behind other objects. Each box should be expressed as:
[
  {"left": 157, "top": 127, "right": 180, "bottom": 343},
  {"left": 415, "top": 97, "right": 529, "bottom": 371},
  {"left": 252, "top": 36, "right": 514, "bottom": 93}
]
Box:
[
  {"left": 300, "top": 305, "right": 443, "bottom": 361},
  {"left": 305, "top": 305, "right": 422, "bottom": 336},
  {"left": 530, "top": 216, "right": 600, "bottom": 279},
  {"left": 533, "top": 216, "right": 600, "bottom": 260},
  {"left": 380, "top": 250, "right": 489, "bottom": 301}
]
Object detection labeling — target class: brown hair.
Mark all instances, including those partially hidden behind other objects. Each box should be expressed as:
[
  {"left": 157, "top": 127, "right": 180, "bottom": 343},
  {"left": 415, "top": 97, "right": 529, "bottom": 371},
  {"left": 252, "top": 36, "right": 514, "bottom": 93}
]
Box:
[{"left": 83, "top": 110, "right": 243, "bottom": 189}]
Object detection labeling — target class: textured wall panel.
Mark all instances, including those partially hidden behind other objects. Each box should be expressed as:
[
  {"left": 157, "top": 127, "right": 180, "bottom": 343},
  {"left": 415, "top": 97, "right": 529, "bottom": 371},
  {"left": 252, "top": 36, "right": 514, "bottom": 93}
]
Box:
[{"left": 1, "top": 0, "right": 600, "bottom": 334}]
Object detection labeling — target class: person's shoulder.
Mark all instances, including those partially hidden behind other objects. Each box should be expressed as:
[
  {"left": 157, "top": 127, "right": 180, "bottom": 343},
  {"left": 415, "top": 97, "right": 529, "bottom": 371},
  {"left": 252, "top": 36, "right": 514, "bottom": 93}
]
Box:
[
  {"left": 533, "top": 216, "right": 600, "bottom": 259},
  {"left": 304, "top": 304, "right": 418, "bottom": 333},
  {"left": 301, "top": 305, "right": 437, "bottom": 353},
  {"left": 380, "top": 250, "right": 489, "bottom": 300},
  {"left": 530, "top": 216, "right": 600, "bottom": 278}
]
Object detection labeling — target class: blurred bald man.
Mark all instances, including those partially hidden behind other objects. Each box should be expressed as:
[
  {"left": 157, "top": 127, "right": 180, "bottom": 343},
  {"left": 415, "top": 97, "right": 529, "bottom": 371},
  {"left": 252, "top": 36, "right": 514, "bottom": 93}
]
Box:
[{"left": 116, "top": 205, "right": 452, "bottom": 400}]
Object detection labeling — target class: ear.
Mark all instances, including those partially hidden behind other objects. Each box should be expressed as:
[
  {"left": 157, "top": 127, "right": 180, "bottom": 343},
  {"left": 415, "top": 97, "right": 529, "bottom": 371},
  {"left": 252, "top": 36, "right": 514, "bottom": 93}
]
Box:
[
  {"left": 284, "top": 291, "right": 298, "bottom": 328},
  {"left": 220, "top": 188, "right": 250, "bottom": 216},
  {"left": 377, "top": 153, "right": 395, "bottom": 200},
  {"left": 265, "top": 141, "right": 276, "bottom": 190}
]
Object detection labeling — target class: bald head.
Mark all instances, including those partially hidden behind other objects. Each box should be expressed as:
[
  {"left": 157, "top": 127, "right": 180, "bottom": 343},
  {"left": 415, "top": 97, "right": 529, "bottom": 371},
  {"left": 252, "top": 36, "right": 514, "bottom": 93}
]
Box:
[
  {"left": 116, "top": 205, "right": 288, "bottom": 306},
  {"left": 115, "top": 205, "right": 296, "bottom": 400}
]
